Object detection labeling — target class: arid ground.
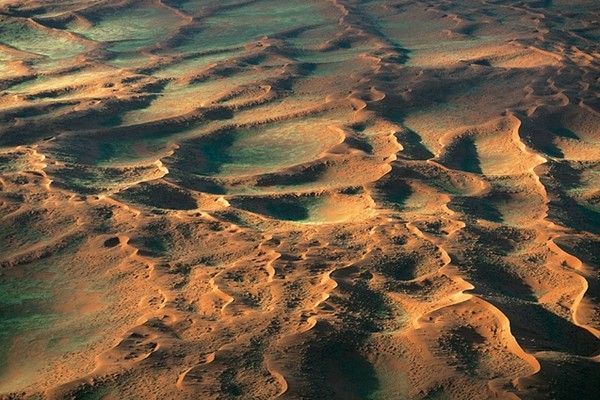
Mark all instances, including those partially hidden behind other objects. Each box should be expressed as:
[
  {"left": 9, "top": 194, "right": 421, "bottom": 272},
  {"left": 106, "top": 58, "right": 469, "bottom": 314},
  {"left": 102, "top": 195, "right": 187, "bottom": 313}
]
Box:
[{"left": 0, "top": 0, "right": 599, "bottom": 399}]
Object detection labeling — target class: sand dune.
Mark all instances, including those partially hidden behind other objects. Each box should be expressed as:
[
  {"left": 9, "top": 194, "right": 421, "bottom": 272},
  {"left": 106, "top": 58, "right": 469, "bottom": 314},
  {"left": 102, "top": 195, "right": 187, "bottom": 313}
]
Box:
[{"left": 0, "top": 0, "right": 598, "bottom": 399}]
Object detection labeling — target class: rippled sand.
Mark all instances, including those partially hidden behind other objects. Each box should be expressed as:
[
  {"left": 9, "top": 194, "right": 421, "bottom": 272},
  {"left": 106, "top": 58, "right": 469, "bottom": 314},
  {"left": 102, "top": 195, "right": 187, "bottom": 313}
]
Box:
[{"left": 0, "top": 0, "right": 599, "bottom": 399}]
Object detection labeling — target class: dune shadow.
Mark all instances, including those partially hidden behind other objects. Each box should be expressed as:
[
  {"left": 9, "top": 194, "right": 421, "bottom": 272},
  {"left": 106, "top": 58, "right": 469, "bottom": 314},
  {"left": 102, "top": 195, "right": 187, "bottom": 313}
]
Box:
[
  {"left": 230, "top": 196, "right": 311, "bottom": 221},
  {"left": 117, "top": 182, "right": 197, "bottom": 211},
  {"left": 490, "top": 301, "right": 600, "bottom": 356},
  {"left": 439, "top": 135, "right": 482, "bottom": 174}
]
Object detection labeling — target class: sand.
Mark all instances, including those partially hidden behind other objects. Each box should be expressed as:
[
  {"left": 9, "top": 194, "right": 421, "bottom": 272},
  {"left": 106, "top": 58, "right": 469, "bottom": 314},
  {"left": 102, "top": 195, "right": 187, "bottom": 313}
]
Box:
[{"left": 0, "top": 0, "right": 598, "bottom": 399}]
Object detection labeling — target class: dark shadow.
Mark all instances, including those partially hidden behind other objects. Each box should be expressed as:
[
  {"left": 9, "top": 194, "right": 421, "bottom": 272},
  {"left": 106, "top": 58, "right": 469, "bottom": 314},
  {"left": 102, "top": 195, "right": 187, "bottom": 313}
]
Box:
[
  {"left": 440, "top": 135, "right": 482, "bottom": 174},
  {"left": 395, "top": 129, "right": 434, "bottom": 160},
  {"left": 450, "top": 196, "right": 504, "bottom": 223},
  {"left": 117, "top": 182, "right": 197, "bottom": 210},
  {"left": 231, "top": 196, "right": 311, "bottom": 221}
]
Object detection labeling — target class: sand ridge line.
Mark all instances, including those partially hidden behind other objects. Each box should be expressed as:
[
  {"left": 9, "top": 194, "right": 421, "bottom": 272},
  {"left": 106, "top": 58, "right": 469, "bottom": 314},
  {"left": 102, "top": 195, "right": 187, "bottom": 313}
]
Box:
[{"left": 546, "top": 236, "right": 600, "bottom": 339}]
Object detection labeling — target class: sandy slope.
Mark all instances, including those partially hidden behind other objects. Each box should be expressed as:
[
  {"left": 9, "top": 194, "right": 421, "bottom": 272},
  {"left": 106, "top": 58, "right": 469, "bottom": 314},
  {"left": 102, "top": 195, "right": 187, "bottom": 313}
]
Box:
[{"left": 0, "top": 0, "right": 598, "bottom": 399}]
